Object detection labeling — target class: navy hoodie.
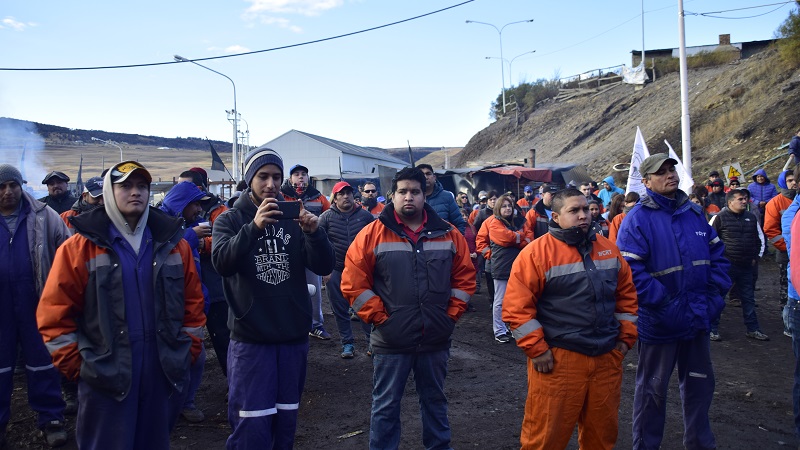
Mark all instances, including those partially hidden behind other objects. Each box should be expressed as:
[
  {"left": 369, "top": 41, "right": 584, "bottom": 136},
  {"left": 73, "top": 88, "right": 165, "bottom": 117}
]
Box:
[
  {"left": 160, "top": 181, "right": 210, "bottom": 312},
  {"left": 211, "top": 190, "right": 335, "bottom": 344}
]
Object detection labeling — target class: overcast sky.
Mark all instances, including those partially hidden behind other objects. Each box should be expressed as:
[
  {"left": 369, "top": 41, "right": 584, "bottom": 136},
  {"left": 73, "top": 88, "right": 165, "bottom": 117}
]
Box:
[{"left": 0, "top": 0, "right": 792, "bottom": 150}]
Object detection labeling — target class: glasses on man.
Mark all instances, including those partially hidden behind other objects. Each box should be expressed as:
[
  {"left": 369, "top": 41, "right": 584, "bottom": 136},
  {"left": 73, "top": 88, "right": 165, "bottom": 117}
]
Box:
[{"left": 363, "top": 189, "right": 376, "bottom": 194}]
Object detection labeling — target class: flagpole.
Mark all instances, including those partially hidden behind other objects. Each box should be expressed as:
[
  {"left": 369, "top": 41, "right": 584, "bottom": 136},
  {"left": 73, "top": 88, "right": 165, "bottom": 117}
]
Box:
[{"left": 678, "top": 0, "right": 692, "bottom": 179}]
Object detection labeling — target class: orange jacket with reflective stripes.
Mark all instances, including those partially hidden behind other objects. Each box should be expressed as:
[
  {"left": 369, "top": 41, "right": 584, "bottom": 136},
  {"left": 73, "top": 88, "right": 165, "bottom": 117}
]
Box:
[
  {"left": 341, "top": 204, "right": 476, "bottom": 354},
  {"left": 37, "top": 209, "right": 205, "bottom": 398},
  {"left": 502, "top": 228, "right": 638, "bottom": 359},
  {"left": 765, "top": 194, "right": 793, "bottom": 252}
]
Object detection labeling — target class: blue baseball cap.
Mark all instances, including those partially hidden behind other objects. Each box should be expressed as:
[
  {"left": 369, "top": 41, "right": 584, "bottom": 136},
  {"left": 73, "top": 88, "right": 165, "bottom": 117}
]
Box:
[
  {"left": 289, "top": 164, "right": 309, "bottom": 175},
  {"left": 84, "top": 176, "right": 104, "bottom": 198}
]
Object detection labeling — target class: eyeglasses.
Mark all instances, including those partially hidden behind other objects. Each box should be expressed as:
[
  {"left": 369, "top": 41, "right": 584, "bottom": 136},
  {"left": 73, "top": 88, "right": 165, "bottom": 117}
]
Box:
[{"left": 363, "top": 189, "right": 376, "bottom": 193}]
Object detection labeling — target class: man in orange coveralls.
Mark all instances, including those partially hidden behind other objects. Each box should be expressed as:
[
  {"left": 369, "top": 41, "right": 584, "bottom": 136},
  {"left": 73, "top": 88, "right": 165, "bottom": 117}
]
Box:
[{"left": 502, "top": 188, "right": 638, "bottom": 450}]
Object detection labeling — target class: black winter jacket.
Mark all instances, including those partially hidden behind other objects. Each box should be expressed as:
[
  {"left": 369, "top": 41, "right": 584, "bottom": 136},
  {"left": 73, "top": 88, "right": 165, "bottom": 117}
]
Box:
[
  {"left": 318, "top": 205, "right": 374, "bottom": 272},
  {"left": 709, "top": 207, "right": 764, "bottom": 266},
  {"left": 211, "top": 191, "right": 335, "bottom": 344}
]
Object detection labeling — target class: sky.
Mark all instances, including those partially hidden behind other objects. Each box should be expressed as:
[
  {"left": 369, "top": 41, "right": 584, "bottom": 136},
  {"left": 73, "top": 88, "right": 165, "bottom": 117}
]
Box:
[{"left": 0, "top": 0, "right": 794, "bottom": 152}]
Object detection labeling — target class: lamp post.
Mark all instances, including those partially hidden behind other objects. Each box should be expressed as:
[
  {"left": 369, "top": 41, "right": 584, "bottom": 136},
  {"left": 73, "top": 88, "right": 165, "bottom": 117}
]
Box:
[
  {"left": 485, "top": 50, "right": 536, "bottom": 88},
  {"left": 174, "top": 54, "right": 240, "bottom": 182},
  {"left": 238, "top": 116, "right": 250, "bottom": 157},
  {"left": 90, "top": 137, "right": 123, "bottom": 162},
  {"left": 466, "top": 19, "right": 534, "bottom": 115}
]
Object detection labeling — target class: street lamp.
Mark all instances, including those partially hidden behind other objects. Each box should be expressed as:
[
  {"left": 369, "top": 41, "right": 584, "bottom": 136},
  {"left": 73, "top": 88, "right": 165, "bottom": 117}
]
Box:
[
  {"left": 91, "top": 137, "right": 123, "bottom": 162},
  {"left": 466, "top": 19, "right": 534, "bottom": 115},
  {"left": 485, "top": 50, "right": 536, "bottom": 88},
  {"left": 174, "top": 54, "right": 240, "bottom": 182},
  {"left": 238, "top": 116, "right": 250, "bottom": 156}
]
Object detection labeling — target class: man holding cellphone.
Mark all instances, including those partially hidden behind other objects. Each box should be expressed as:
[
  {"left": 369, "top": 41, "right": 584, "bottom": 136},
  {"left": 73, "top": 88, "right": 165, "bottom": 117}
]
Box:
[{"left": 212, "top": 147, "right": 335, "bottom": 448}]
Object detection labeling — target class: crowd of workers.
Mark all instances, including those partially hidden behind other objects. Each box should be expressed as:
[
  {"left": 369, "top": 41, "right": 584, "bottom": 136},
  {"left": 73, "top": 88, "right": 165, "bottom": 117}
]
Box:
[{"left": 1, "top": 147, "right": 800, "bottom": 450}]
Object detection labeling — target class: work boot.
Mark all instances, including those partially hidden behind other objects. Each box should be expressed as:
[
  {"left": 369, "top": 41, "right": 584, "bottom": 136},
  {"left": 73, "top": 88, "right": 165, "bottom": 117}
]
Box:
[
  {"left": 63, "top": 387, "right": 78, "bottom": 416},
  {"left": 39, "top": 420, "right": 67, "bottom": 447},
  {"left": 182, "top": 407, "right": 205, "bottom": 423}
]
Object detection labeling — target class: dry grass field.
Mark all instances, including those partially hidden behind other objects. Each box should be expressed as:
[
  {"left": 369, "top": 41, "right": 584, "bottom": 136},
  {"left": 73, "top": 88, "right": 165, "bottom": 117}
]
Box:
[
  {"left": 36, "top": 143, "right": 227, "bottom": 183},
  {"left": 0, "top": 141, "right": 233, "bottom": 197}
]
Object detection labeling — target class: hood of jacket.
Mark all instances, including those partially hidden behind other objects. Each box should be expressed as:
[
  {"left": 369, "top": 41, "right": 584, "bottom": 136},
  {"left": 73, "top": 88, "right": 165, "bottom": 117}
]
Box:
[
  {"left": 752, "top": 168, "right": 770, "bottom": 184},
  {"left": 101, "top": 168, "right": 150, "bottom": 253},
  {"left": 160, "top": 181, "right": 207, "bottom": 219},
  {"left": 603, "top": 176, "right": 618, "bottom": 189}
]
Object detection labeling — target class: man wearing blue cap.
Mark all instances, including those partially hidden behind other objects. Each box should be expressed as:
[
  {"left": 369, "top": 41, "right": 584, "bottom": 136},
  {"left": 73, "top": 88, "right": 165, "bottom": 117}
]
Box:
[
  {"left": 517, "top": 185, "right": 536, "bottom": 213},
  {"left": 280, "top": 163, "right": 333, "bottom": 340},
  {"left": 60, "top": 176, "right": 104, "bottom": 232}
]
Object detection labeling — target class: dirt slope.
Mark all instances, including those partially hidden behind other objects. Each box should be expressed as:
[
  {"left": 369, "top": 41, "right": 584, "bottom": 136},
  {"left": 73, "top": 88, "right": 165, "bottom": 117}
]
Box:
[{"left": 453, "top": 48, "right": 800, "bottom": 185}]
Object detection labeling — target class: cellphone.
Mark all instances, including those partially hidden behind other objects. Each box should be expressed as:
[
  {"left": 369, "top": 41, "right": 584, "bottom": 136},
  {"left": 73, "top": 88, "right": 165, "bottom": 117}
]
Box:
[{"left": 276, "top": 201, "right": 301, "bottom": 219}]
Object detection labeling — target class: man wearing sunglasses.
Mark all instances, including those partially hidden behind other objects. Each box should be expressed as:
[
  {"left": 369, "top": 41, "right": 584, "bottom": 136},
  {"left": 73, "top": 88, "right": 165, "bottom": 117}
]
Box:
[{"left": 361, "top": 182, "right": 384, "bottom": 218}]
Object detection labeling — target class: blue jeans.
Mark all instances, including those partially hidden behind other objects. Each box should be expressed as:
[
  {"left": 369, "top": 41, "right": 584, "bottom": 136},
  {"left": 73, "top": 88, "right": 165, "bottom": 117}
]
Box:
[
  {"left": 712, "top": 263, "right": 759, "bottom": 333},
  {"left": 306, "top": 268, "right": 324, "bottom": 328},
  {"left": 326, "top": 270, "right": 370, "bottom": 345},
  {"left": 786, "top": 300, "right": 800, "bottom": 440},
  {"left": 370, "top": 350, "right": 452, "bottom": 450}
]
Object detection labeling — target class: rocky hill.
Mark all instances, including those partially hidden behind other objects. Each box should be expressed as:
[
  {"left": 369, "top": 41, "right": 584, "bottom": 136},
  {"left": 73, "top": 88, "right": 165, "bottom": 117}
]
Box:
[{"left": 452, "top": 48, "right": 800, "bottom": 186}]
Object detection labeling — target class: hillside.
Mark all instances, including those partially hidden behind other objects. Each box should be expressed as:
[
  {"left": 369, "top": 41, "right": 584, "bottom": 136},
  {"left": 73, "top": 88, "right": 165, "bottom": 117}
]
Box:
[
  {"left": 0, "top": 117, "right": 231, "bottom": 153},
  {"left": 452, "top": 48, "right": 800, "bottom": 186}
]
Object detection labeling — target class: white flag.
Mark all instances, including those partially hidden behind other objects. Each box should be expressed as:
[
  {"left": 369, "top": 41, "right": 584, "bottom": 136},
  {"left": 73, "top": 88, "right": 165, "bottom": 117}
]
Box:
[
  {"left": 626, "top": 127, "right": 650, "bottom": 196},
  {"left": 664, "top": 140, "right": 694, "bottom": 195}
]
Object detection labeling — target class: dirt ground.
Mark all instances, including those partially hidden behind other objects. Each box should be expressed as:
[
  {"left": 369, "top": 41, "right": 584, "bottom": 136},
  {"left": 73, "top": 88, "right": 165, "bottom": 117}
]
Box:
[{"left": 5, "top": 258, "right": 797, "bottom": 449}]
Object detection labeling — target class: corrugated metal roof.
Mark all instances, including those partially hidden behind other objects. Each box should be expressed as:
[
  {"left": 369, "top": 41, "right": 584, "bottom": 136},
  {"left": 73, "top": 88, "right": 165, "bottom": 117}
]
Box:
[{"left": 293, "top": 130, "right": 407, "bottom": 165}]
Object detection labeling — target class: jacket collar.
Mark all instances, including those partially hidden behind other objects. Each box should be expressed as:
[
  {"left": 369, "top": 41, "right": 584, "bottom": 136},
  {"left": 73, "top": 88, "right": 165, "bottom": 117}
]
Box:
[
  {"left": 280, "top": 180, "right": 322, "bottom": 201},
  {"left": 548, "top": 219, "right": 596, "bottom": 248},
  {"left": 426, "top": 181, "right": 444, "bottom": 199},
  {"left": 378, "top": 203, "right": 451, "bottom": 238},
  {"left": 533, "top": 198, "right": 550, "bottom": 216},
  {"left": 72, "top": 206, "right": 184, "bottom": 245},
  {"left": 641, "top": 188, "right": 689, "bottom": 211}
]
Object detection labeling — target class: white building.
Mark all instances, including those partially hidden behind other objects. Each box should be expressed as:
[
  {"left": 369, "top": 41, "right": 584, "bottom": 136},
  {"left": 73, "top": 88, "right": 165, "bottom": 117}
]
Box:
[{"left": 260, "top": 129, "right": 408, "bottom": 195}]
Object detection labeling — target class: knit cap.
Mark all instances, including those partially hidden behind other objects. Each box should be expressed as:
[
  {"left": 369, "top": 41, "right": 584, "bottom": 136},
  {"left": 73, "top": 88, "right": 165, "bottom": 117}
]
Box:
[
  {"left": 244, "top": 147, "right": 284, "bottom": 188},
  {"left": 0, "top": 164, "right": 23, "bottom": 186}
]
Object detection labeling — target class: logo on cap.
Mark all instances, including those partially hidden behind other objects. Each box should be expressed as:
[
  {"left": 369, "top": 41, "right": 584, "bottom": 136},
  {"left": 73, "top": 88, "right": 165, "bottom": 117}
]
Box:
[{"left": 111, "top": 161, "right": 152, "bottom": 184}]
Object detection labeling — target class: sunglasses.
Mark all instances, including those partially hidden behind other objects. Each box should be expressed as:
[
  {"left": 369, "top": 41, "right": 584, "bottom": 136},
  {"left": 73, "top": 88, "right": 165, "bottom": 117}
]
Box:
[{"left": 363, "top": 189, "right": 376, "bottom": 193}]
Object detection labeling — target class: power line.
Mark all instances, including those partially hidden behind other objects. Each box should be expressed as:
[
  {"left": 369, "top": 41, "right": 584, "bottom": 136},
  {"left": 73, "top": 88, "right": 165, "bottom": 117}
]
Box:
[
  {"left": 686, "top": 1, "right": 794, "bottom": 19},
  {"left": 515, "top": 1, "right": 696, "bottom": 59},
  {"left": 0, "top": 0, "right": 474, "bottom": 71}
]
